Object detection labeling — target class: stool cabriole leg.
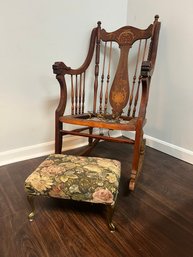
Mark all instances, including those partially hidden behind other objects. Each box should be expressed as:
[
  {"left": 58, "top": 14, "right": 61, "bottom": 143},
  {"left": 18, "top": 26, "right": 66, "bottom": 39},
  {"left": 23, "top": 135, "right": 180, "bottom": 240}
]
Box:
[
  {"left": 27, "top": 195, "right": 35, "bottom": 221},
  {"left": 106, "top": 204, "right": 116, "bottom": 232}
]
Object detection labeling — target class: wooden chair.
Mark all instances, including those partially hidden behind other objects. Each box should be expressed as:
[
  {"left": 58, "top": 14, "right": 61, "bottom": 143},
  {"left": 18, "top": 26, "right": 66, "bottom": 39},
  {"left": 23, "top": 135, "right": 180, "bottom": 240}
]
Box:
[{"left": 52, "top": 15, "right": 161, "bottom": 191}]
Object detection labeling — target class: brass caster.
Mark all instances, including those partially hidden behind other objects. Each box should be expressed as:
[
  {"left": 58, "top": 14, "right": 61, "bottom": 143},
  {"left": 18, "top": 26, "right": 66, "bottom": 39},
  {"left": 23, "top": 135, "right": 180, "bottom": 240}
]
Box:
[
  {"left": 28, "top": 212, "right": 35, "bottom": 222},
  {"left": 108, "top": 222, "right": 116, "bottom": 233},
  {"left": 106, "top": 204, "right": 116, "bottom": 232},
  {"left": 27, "top": 195, "right": 35, "bottom": 221}
]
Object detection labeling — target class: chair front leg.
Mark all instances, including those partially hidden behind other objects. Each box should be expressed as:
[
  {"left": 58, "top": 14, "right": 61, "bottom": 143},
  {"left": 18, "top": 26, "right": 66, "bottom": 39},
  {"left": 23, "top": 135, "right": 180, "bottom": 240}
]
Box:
[
  {"left": 88, "top": 127, "right": 93, "bottom": 145},
  {"left": 54, "top": 73, "right": 68, "bottom": 154},
  {"left": 129, "top": 120, "right": 144, "bottom": 191},
  {"left": 55, "top": 119, "right": 63, "bottom": 154},
  {"left": 138, "top": 138, "right": 146, "bottom": 174}
]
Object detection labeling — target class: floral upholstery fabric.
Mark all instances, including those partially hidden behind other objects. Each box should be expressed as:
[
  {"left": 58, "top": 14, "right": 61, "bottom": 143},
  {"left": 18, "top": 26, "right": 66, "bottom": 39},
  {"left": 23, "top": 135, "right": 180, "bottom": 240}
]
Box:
[{"left": 25, "top": 154, "right": 121, "bottom": 205}]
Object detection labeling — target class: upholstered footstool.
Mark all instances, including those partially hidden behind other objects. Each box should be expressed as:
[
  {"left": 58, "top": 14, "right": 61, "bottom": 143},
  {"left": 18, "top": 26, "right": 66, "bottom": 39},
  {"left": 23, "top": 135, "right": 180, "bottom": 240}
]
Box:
[{"left": 24, "top": 154, "right": 121, "bottom": 231}]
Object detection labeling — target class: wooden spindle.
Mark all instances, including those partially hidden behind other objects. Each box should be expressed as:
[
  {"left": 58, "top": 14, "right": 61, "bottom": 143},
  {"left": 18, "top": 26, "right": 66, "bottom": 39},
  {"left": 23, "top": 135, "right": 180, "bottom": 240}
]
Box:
[
  {"left": 127, "top": 40, "right": 142, "bottom": 116},
  {"left": 132, "top": 75, "right": 141, "bottom": 117},
  {"left": 79, "top": 74, "right": 82, "bottom": 114},
  {"left": 71, "top": 75, "right": 74, "bottom": 115},
  {"left": 82, "top": 71, "right": 86, "bottom": 114},
  {"left": 104, "top": 42, "right": 112, "bottom": 114},
  {"left": 75, "top": 75, "right": 78, "bottom": 115},
  {"left": 93, "top": 21, "right": 101, "bottom": 113},
  {"left": 99, "top": 42, "right": 107, "bottom": 114},
  {"left": 142, "top": 39, "right": 147, "bottom": 61}
]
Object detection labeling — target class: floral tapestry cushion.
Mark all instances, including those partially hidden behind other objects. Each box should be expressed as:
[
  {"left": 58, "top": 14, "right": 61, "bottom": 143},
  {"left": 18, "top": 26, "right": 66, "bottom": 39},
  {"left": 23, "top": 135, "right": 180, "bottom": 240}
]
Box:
[{"left": 25, "top": 154, "right": 121, "bottom": 205}]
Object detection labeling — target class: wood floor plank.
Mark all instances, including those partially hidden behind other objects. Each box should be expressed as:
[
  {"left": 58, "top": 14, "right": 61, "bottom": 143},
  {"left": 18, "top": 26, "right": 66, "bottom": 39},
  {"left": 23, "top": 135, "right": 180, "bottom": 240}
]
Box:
[{"left": 0, "top": 140, "right": 193, "bottom": 257}]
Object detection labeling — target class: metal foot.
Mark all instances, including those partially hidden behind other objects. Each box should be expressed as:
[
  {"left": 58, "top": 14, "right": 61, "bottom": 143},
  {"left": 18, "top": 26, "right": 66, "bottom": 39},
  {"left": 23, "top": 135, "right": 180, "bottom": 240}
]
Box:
[
  {"left": 27, "top": 195, "right": 35, "bottom": 221},
  {"left": 106, "top": 204, "right": 116, "bottom": 232}
]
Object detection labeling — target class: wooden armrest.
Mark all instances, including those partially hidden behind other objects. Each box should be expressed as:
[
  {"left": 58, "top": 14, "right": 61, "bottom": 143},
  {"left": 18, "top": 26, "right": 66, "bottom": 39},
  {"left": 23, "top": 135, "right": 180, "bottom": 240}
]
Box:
[
  {"left": 52, "top": 62, "right": 71, "bottom": 75},
  {"left": 53, "top": 27, "right": 97, "bottom": 76}
]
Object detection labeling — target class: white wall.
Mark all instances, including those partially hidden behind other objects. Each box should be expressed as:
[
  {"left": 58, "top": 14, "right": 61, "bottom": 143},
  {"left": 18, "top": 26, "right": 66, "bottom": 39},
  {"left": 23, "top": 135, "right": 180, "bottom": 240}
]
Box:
[
  {"left": 0, "top": 0, "right": 127, "bottom": 164},
  {"left": 125, "top": 0, "right": 193, "bottom": 163},
  {"left": 1, "top": 0, "right": 193, "bottom": 165}
]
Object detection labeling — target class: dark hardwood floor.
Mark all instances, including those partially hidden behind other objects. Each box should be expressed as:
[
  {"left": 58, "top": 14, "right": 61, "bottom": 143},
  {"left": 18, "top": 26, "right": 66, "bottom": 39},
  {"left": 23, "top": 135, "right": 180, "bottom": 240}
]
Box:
[{"left": 0, "top": 140, "right": 193, "bottom": 257}]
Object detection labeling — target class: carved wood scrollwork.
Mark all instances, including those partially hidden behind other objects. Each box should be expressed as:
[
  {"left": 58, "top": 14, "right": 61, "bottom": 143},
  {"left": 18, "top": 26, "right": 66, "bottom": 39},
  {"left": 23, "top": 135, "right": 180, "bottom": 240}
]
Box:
[
  {"left": 109, "top": 45, "right": 130, "bottom": 117},
  {"left": 101, "top": 24, "right": 153, "bottom": 118},
  {"left": 118, "top": 31, "right": 134, "bottom": 45},
  {"left": 100, "top": 25, "right": 153, "bottom": 46}
]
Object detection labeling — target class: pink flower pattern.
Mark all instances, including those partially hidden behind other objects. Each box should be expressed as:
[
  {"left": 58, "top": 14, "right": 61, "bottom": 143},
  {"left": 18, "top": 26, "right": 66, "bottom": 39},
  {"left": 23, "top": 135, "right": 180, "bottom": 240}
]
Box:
[{"left": 25, "top": 154, "right": 120, "bottom": 204}]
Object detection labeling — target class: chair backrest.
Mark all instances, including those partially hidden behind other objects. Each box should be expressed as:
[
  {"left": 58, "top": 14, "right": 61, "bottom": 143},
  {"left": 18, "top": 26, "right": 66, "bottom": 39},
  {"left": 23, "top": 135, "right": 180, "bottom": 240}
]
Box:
[{"left": 62, "top": 15, "right": 161, "bottom": 119}]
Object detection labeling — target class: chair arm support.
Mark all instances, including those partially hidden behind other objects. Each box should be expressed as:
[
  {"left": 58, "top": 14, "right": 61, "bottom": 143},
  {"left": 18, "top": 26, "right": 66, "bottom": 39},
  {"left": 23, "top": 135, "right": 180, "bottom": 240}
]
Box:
[
  {"left": 138, "top": 76, "right": 150, "bottom": 119},
  {"left": 55, "top": 74, "right": 68, "bottom": 116}
]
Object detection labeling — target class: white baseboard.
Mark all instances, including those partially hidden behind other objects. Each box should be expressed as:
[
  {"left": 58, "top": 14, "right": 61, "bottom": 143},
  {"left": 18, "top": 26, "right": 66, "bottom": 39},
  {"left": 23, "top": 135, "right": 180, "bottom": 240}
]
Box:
[
  {"left": 0, "top": 130, "right": 121, "bottom": 167},
  {"left": 1, "top": 130, "right": 192, "bottom": 166},
  {"left": 122, "top": 131, "right": 193, "bottom": 165},
  {"left": 0, "top": 136, "right": 87, "bottom": 167}
]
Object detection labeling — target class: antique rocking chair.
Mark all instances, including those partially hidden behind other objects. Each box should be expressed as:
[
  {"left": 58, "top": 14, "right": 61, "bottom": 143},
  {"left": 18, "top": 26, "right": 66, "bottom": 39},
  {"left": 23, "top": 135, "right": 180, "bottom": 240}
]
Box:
[{"left": 52, "top": 15, "right": 161, "bottom": 191}]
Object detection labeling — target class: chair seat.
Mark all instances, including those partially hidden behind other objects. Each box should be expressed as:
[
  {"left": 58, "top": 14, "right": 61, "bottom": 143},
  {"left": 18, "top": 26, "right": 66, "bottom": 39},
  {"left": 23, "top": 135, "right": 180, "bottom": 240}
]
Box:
[
  {"left": 25, "top": 154, "right": 121, "bottom": 205},
  {"left": 59, "top": 114, "right": 146, "bottom": 131}
]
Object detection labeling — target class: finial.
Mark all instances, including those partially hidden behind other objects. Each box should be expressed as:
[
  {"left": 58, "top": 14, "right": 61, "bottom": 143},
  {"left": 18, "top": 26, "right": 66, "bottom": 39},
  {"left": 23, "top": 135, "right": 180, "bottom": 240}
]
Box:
[
  {"left": 97, "top": 21, "right": 101, "bottom": 27},
  {"left": 154, "top": 15, "right": 159, "bottom": 21}
]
